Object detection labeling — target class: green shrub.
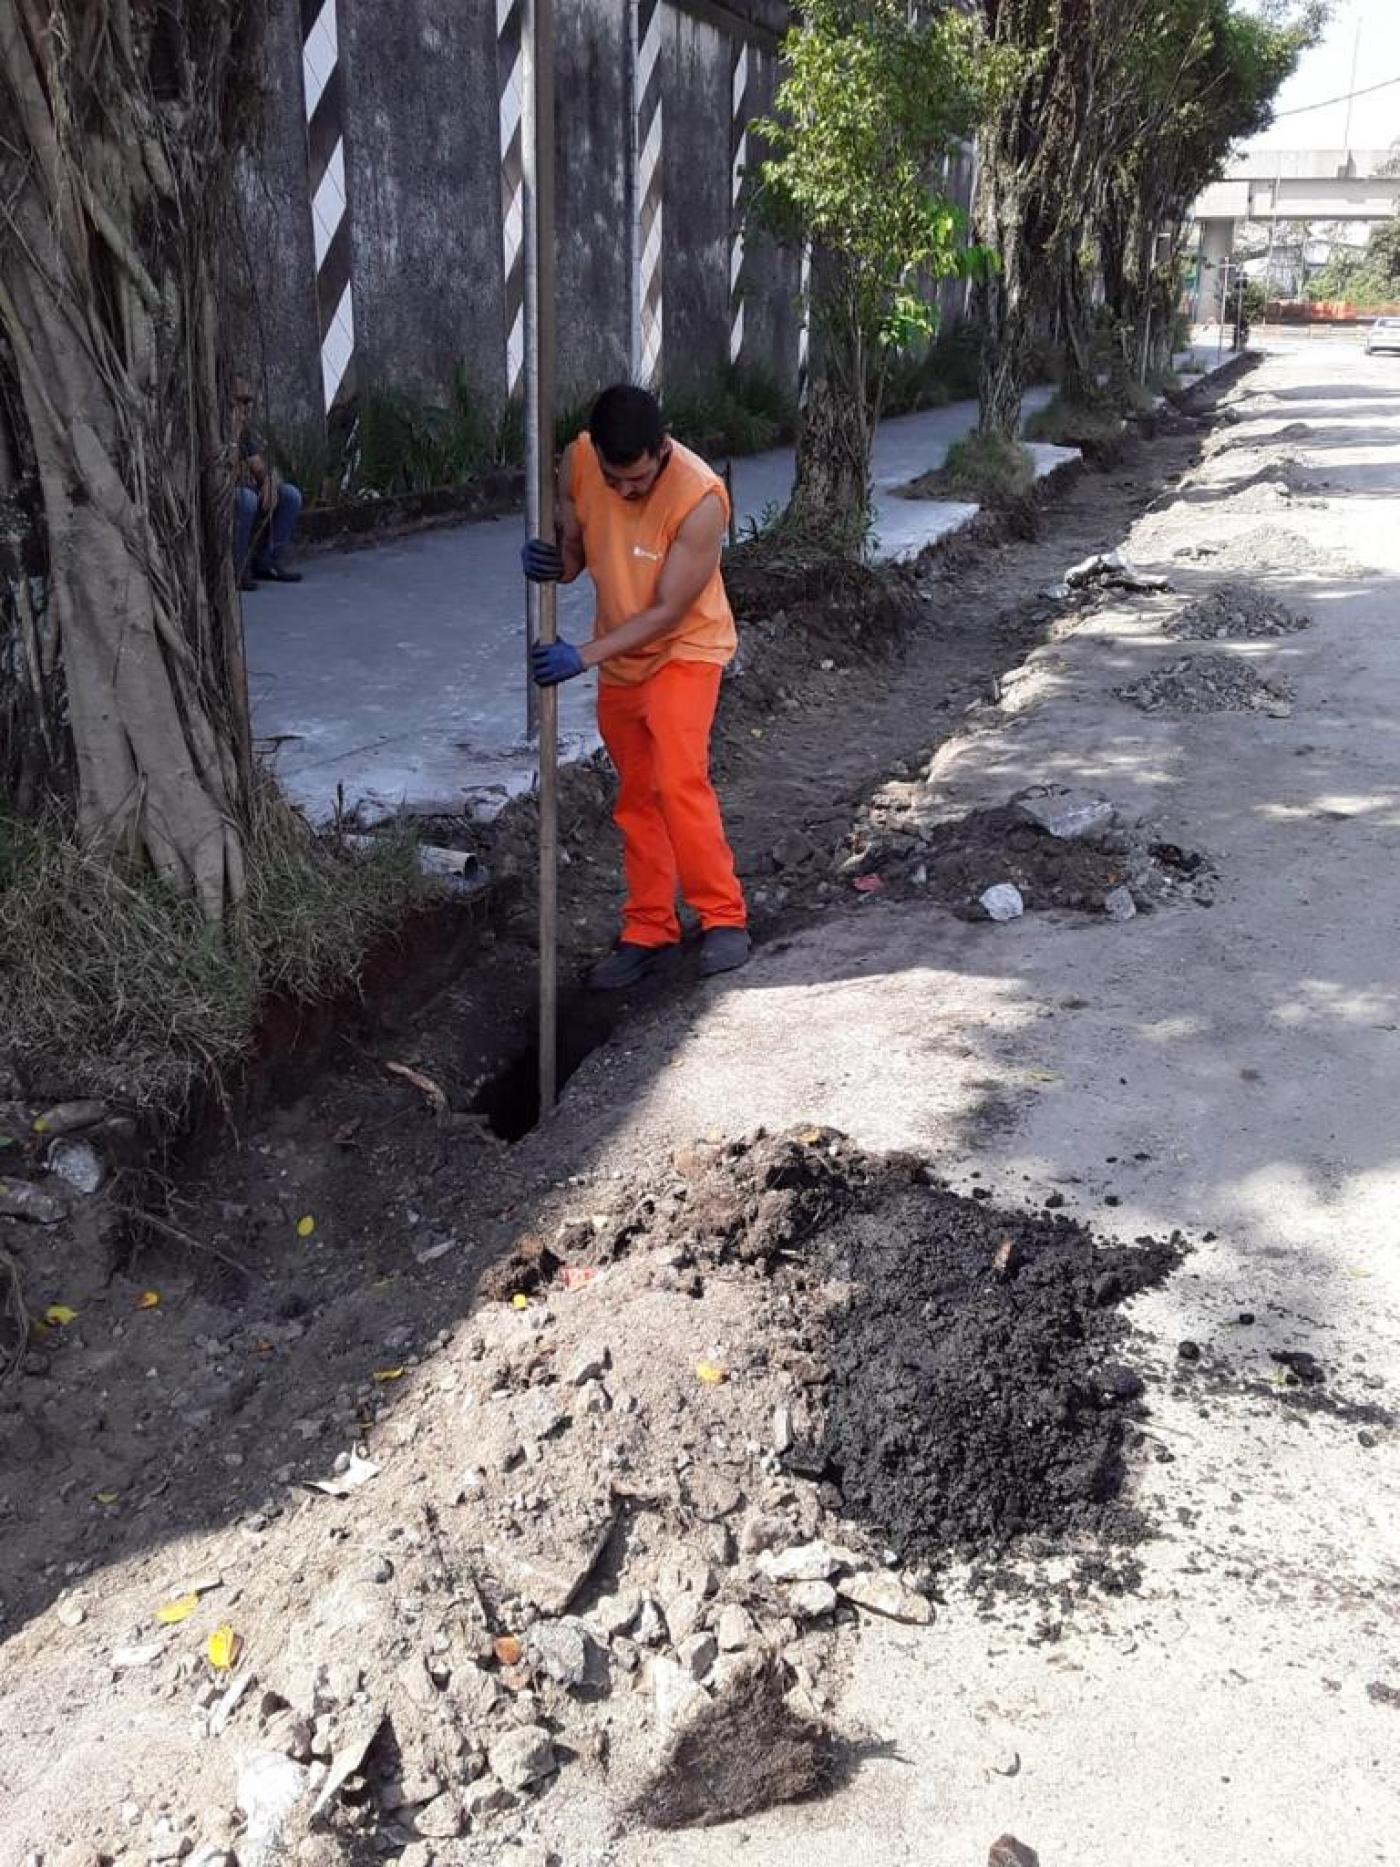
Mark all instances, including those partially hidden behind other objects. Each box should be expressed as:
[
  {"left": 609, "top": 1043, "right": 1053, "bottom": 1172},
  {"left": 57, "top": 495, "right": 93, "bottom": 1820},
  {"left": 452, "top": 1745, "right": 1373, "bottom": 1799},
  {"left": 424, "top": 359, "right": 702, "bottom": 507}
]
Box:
[
  {"left": 1115, "top": 379, "right": 1158, "bottom": 416},
  {"left": 271, "top": 424, "right": 344, "bottom": 511},
  {"left": 663, "top": 364, "right": 798, "bottom": 460},
  {"left": 924, "top": 321, "right": 983, "bottom": 399},
  {"left": 356, "top": 364, "right": 497, "bottom": 495},
  {"left": 1026, "top": 333, "right": 1065, "bottom": 385},
  {"left": 1024, "top": 393, "right": 1125, "bottom": 450}
]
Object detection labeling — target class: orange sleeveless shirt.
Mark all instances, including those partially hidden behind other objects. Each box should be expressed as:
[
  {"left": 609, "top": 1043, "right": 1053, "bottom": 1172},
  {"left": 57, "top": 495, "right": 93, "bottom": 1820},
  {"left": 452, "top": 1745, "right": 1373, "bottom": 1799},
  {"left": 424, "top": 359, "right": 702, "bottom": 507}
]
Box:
[{"left": 569, "top": 434, "right": 737, "bottom": 687}]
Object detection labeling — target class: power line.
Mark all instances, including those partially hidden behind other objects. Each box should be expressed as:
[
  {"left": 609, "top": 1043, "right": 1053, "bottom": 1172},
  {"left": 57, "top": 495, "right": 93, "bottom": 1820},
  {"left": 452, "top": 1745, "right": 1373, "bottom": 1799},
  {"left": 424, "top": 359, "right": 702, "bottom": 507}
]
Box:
[{"left": 1272, "top": 71, "right": 1400, "bottom": 118}]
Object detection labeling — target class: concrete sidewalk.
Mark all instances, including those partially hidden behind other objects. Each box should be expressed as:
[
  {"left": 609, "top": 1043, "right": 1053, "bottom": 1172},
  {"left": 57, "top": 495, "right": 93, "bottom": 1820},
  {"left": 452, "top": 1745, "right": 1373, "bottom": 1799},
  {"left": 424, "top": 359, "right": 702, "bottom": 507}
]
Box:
[{"left": 245, "top": 389, "right": 1067, "bottom": 823}]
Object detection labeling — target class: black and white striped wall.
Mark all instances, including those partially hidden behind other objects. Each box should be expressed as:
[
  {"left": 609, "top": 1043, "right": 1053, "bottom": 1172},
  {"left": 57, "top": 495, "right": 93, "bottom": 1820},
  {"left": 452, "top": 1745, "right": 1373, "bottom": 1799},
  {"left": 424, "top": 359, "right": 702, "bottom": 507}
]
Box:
[
  {"left": 299, "top": 0, "right": 356, "bottom": 412},
  {"left": 232, "top": 2, "right": 955, "bottom": 439}
]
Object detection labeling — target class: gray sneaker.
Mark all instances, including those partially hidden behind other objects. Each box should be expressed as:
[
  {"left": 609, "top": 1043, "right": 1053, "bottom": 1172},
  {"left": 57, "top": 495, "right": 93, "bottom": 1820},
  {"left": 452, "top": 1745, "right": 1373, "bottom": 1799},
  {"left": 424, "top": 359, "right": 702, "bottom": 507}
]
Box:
[
  {"left": 587, "top": 941, "right": 677, "bottom": 991},
  {"left": 700, "top": 927, "right": 751, "bottom": 977}
]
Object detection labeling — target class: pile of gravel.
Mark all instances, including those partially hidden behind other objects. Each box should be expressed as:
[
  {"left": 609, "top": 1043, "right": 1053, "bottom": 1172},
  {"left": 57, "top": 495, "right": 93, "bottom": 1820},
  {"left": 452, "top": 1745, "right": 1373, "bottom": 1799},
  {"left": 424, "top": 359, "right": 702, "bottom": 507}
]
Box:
[
  {"left": 1164, "top": 580, "right": 1310, "bottom": 641},
  {"left": 1117, "top": 653, "right": 1294, "bottom": 717}
]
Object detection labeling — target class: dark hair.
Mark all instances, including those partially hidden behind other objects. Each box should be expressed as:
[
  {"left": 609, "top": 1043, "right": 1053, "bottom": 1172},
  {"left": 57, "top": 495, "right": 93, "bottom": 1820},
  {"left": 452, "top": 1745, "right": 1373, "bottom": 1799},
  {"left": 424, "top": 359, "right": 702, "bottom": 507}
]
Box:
[{"left": 589, "top": 383, "right": 665, "bottom": 466}]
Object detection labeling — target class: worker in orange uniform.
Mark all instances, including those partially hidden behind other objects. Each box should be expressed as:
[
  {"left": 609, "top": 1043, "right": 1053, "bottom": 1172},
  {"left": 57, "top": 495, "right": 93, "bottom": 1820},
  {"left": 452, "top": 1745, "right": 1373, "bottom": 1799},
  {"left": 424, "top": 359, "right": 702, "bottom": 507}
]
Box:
[{"left": 522, "top": 383, "right": 750, "bottom": 990}]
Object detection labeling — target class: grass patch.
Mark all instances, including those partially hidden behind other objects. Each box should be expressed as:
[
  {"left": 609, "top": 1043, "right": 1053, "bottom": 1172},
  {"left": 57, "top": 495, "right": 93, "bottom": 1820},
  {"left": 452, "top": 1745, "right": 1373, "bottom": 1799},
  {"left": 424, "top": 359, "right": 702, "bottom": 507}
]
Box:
[
  {"left": 0, "top": 780, "right": 427, "bottom": 1121},
  {"left": 1114, "top": 379, "right": 1159, "bottom": 417},
  {"left": 1024, "top": 394, "right": 1126, "bottom": 452},
  {"left": 723, "top": 513, "right": 891, "bottom": 614},
  {"left": 906, "top": 431, "right": 1036, "bottom": 504}
]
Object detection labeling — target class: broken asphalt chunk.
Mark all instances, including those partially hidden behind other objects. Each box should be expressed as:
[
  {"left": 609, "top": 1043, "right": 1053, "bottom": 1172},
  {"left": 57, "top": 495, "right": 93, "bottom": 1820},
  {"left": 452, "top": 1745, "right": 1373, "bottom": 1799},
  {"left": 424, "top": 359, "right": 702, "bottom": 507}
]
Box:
[{"left": 1014, "top": 790, "right": 1116, "bottom": 841}]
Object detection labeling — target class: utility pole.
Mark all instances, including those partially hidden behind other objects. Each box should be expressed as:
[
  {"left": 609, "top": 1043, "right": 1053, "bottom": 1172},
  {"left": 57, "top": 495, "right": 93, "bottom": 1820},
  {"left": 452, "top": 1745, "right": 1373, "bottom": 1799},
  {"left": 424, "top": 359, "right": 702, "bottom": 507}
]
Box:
[
  {"left": 522, "top": 0, "right": 559, "bottom": 1113},
  {"left": 1341, "top": 16, "right": 1363, "bottom": 155}
]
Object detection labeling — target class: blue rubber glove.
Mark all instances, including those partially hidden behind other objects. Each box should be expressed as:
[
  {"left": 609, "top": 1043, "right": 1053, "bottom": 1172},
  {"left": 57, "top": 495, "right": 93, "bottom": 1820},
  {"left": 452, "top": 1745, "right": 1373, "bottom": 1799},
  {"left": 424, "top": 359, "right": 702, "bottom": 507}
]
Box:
[
  {"left": 521, "top": 538, "right": 564, "bottom": 583},
  {"left": 531, "top": 640, "right": 586, "bottom": 687}
]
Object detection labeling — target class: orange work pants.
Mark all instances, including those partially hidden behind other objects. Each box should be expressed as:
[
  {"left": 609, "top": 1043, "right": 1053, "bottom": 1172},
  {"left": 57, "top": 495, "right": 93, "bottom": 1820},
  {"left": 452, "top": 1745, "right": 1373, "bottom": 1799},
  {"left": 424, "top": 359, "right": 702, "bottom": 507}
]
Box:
[{"left": 596, "top": 660, "right": 747, "bottom": 949}]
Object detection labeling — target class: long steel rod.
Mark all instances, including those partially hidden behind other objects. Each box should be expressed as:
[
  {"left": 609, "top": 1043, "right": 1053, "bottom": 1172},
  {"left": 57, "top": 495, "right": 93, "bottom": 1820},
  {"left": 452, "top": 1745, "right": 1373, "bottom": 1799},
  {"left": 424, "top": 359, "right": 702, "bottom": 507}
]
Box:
[{"left": 523, "top": 0, "right": 559, "bottom": 1112}]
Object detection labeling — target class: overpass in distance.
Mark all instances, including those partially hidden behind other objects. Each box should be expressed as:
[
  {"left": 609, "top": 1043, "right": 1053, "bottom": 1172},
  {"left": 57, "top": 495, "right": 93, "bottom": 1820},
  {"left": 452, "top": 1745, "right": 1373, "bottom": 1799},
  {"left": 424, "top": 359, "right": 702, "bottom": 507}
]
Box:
[{"left": 1190, "top": 150, "right": 1399, "bottom": 320}]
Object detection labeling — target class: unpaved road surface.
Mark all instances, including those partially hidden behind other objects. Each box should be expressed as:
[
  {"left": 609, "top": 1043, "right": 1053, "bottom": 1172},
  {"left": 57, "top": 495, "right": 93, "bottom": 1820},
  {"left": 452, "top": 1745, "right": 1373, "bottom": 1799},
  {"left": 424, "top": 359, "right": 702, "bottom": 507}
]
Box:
[
  {"left": 4, "top": 348, "right": 1399, "bottom": 1867},
  {"left": 560, "top": 344, "right": 1400, "bottom": 1864}
]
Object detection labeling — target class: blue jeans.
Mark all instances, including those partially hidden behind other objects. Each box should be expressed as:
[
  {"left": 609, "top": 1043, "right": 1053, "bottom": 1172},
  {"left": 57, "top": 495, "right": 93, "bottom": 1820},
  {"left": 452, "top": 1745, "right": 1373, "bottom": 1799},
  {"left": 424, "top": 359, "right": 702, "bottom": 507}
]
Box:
[{"left": 235, "top": 481, "right": 302, "bottom": 574}]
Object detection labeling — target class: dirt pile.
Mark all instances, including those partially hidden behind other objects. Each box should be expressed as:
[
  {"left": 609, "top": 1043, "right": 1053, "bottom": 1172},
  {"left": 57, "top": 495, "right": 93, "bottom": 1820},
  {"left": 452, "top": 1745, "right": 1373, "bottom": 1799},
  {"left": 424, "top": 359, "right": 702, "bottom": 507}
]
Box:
[
  {"left": 1163, "top": 580, "right": 1311, "bottom": 641},
  {"left": 1173, "top": 524, "right": 1365, "bottom": 578},
  {"left": 3, "top": 1134, "right": 1187, "bottom": 1862},
  {"left": 780, "top": 1166, "right": 1185, "bottom": 1560},
  {"left": 809, "top": 789, "right": 1213, "bottom": 919},
  {"left": 1183, "top": 455, "right": 1326, "bottom": 515},
  {"left": 538, "top": 1132, "right": 1185, "bottom": 1567},
  {"left": 1117, "top": 653, "right": 1294, "bottom": 717}
]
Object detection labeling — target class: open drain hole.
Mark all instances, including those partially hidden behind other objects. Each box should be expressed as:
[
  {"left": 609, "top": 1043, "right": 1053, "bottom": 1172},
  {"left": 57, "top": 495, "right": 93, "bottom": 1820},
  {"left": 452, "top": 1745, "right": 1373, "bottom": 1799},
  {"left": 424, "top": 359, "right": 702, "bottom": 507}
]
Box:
[{"left": 470, "top": 991, "right": 625, "bottom": 1141}]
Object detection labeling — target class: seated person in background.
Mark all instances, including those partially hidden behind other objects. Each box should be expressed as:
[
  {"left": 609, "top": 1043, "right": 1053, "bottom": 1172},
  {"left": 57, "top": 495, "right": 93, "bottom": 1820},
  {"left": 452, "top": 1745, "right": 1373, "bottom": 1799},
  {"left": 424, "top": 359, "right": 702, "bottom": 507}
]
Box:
[{"left": 232, "top": 375, "right": 303, "bottom": 589}]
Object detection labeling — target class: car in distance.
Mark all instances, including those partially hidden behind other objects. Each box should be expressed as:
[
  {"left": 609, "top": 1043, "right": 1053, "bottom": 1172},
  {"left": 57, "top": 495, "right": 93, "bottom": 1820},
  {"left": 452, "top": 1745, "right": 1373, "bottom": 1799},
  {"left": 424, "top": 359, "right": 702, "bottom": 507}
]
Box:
[{"left": 1365, "top": 315, "right": 1400, "bottom": 355}]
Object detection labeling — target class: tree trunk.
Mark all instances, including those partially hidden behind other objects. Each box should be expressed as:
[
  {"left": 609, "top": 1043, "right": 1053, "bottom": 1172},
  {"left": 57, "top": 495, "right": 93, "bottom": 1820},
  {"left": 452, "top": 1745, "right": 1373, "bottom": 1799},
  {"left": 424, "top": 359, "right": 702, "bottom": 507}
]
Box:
[
  {"left": 0, "top": 336, "right": 66, "bottom": 819},
  {"left": 784, "top": 375, "right": 874, "bottom": 550},
  {"left": 0, "top": 0, "right": 264, "bottom": 919},
  {"left": 973, "top": 157, "right": 1035, "bottom": 440},
  {"left": 1058, "top": 253, "right": 1098, "bottom": 406},
  {"left": 1144, "top": 261, "right": 1179, "bottom": 382},
  {"left": 783, "top": 273, "right": 874, "bottom": 553}
]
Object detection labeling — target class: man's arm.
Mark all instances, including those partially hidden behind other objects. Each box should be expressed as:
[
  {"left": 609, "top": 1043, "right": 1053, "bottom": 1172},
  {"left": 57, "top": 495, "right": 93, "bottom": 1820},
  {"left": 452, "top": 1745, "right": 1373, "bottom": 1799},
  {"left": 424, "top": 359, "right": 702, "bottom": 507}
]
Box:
[
  {"left": 556, "top": 443, "right": 586, "bottom": 583},
  {"left": 578, "top": 491, "right": 725, "bottom": 672}
]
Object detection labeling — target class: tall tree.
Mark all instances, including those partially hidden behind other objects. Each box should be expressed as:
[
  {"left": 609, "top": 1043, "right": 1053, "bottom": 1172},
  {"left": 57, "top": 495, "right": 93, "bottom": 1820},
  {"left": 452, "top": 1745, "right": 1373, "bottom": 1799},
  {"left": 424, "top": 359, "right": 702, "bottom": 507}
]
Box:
[
  {"left": 972, "top": 0, "right": 1167, "bottom": 434},
  {"left": 1097, "top": 0, "right": 1318, "bottom": 388},
  {"left": 0, "top": 1, "right": 269, "bottom": 918},
  {"left": 1308, "top": 215, "right": 1400, "bottom": 306},
  {"left": 973, "top": 0, "right": 1317, "bottom": 433},
  {"left": 752, "top": 0, "right": 994, "bottom": 548}
]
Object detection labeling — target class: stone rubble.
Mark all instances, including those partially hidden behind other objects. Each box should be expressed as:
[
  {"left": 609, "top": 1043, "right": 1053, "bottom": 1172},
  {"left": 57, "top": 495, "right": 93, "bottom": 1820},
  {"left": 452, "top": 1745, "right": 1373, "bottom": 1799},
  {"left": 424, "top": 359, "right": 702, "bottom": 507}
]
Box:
[
  {"left": 1163, "top": 579, "right": 1310, "bottom": 641},
  {"left": 1014, "top": 790, "right": 1117, "bottom": 841},
  {"left": 1117, "top": 652, "right": 1294, "bottom": 717}
]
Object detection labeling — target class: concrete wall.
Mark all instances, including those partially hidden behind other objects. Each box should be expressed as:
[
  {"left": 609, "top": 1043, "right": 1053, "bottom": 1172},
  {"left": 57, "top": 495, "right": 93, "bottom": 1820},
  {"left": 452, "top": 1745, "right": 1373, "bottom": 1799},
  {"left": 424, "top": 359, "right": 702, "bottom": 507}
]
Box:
[
  {"left": 555, "top": 0, "right": 633, "bottom": 403},
  {"left": 227, "top": 0, "right": 324, "bottom": 438},
  {"left": 228, "top": 0, "right": 973, "bottom": 443},
  {"left": 339, "top": 0, "right": 505, "bottom": 404},
  {"left": 661, "top": 7, "right": 731, "bottom": 388},
  {"left": 735, "top": 45, "right": 801, "bottom": 386},
  {"left": 1194, "top": 217, "right": 1236, "bottom": 324}
]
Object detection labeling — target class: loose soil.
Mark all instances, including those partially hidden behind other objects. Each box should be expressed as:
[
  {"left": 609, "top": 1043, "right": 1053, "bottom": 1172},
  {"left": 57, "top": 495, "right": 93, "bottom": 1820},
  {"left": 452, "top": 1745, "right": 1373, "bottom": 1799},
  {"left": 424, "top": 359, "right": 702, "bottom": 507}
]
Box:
[
  {"left": 1, "top": 364, "right": 1276, "bottom": 1861},
  {"left": 0, "top": 1131, "right": 1193, "bottom": 1863},
  {"left": 2, "top": 375, "right": 1246, "bottom": 1613},
  {"left": 807, "top": 795, "right": 1213, "bottom": 918}
]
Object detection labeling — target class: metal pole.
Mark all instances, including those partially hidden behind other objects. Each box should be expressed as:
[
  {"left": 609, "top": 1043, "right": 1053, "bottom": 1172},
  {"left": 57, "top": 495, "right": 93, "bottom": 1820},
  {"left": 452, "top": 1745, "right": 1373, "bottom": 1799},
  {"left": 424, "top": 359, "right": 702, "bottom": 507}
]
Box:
[
  {"left": 1342, "top": 18, "right": 1362, "bottom": 155},
  {"left": 523, "top": 0, "right": 559, "bottom": 1112}
]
